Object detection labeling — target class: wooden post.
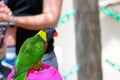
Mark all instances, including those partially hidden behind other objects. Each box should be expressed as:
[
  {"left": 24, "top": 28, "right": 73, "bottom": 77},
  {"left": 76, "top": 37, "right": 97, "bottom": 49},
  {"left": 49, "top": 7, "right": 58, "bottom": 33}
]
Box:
[{"left": 74, "top": 0, "right": 102, "bottom": 80}]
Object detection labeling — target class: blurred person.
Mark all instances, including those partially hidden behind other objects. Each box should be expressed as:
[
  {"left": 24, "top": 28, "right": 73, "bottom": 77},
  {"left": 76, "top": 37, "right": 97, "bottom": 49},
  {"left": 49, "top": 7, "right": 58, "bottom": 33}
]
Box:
[
  {"left": 0, "top": 27, "right": 17, "bottom": 79},
  {"left": 1, "top": 27, "right": 17, "bottom": 69},
  {"left": 0, "top": 0, "right": 62, "bottom": 79},
  {"left": 0, "top": 2, "right": 17, "bottom": 79}
]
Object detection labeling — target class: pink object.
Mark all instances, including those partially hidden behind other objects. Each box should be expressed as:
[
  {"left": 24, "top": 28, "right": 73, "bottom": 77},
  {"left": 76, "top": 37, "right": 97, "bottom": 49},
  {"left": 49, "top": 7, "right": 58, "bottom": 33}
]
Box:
[{"left": 7, "top": 64, "right": 63, "bottom": 80}]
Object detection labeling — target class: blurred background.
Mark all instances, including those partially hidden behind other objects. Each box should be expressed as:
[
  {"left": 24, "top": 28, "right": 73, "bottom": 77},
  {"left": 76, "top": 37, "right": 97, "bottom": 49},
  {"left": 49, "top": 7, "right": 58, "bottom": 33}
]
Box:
[{"left": 54, "top": 0, "right": 120, "bottom": 80}]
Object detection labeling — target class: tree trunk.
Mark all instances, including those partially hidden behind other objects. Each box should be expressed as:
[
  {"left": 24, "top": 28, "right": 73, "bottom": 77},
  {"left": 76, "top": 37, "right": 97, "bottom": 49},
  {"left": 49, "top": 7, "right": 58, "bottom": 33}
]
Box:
[{"left": 74, "top": 0, "right": 103, "bottom": 80}]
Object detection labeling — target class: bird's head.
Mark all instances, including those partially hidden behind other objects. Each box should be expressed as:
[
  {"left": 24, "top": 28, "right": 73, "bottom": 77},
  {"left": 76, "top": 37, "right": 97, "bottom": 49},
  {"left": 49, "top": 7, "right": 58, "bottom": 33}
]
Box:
[{"left": 37, "top": 27, "right": 58, "bottom": 42}]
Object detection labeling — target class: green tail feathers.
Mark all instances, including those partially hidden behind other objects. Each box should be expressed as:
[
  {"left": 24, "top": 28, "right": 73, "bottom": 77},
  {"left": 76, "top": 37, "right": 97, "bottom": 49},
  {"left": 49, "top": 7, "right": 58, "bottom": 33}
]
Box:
[{"left": 12, "top": 71, "right": 27, "bottom": 80}]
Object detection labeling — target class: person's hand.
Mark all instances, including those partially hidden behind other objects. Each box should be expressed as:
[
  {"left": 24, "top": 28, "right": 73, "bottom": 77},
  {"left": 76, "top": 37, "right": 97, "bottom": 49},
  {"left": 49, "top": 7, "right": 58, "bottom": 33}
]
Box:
[
  {"left": 0, "top": 1, "right": 12, "bottom": 22},
  {"left": 0, "top": 46, "right": 6, "bottom": 60}
]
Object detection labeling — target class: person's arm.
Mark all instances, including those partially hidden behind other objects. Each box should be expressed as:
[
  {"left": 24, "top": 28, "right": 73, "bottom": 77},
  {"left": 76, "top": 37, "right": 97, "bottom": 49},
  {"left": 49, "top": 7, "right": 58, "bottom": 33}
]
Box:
[
  {"left": 4, "top": 27, "right": 16, "bottom": 46},
  {"left": 0, "top": 1, "right": 16, "bottom": 46},
  {"left": 0, "top": 0, "right": 63, "bottom": 30},
  {"left": 14, "top": 0, "right": 63, "bottom": 30}
]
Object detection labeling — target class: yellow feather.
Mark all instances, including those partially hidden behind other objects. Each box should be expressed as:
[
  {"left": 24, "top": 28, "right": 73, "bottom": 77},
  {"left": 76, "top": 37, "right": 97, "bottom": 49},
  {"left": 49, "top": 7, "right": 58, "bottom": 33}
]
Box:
[{"left": 38, "top": 30, "right": 47, "bottom": 42}]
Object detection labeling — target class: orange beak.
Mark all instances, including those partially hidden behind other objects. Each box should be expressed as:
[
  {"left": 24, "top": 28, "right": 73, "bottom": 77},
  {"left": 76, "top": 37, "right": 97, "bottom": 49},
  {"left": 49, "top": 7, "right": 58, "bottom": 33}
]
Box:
[{"left": 54, "top": 31, "right": 58, "bottom": 37}]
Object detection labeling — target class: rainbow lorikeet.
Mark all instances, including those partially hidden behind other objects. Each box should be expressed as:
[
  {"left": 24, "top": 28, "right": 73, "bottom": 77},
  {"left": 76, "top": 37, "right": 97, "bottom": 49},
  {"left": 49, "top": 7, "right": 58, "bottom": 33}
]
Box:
[{"left": 12, "top": 27, "right": 58, "bottom": 80}]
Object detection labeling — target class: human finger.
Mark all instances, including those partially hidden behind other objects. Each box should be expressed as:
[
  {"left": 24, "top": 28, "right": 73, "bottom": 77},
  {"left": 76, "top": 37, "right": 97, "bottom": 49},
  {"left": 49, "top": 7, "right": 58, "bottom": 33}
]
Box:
[
  {"left": 0, "top": 13, "right": 9, "bottom": 22},
  {"left": 0, "top": 7, "right": 6, "bottom": 13},
  {"left": 4, "top": 6, "right": 12, "bottom": 16},
  {"left": 0, "top": 1, "right": 11, "bottom": 14},
  {"left": 0, "top": 1, "right": 6, "bottom": 7}
]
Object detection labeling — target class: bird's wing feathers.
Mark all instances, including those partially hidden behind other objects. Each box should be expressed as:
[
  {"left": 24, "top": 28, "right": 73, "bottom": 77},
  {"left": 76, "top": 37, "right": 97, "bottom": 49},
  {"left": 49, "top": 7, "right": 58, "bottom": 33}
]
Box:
[{"left": 14, "top": 35, "right": 45, "bottom": 77}]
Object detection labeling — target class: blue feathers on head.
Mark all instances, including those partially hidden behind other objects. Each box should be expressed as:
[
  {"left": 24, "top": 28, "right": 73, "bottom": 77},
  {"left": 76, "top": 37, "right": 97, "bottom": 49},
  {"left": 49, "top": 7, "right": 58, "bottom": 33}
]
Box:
[{"left": 44, "top": 27, "right": 57, "bottom": 41}]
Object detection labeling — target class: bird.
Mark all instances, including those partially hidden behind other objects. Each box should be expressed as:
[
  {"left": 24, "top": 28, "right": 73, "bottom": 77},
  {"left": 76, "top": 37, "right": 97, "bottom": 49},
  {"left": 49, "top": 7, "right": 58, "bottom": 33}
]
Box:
[{"left": 12, "top": 27, "right": 58, "bottom": 80}]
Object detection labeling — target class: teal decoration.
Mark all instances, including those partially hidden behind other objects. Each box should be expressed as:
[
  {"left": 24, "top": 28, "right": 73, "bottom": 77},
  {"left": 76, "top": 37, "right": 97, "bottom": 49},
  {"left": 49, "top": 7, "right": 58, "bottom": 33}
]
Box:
[
  {"left": 58, "top": 10, "right": 76, "bottom": 24},
  {"left": 101, "top": 7, "right": 120, "bottom": 22},
  {"left": 62, "top": 64, "right": 80, "bottom": 80},
  {"left": 105, "top": 59, "right": 120, "bottom": 72},
  {"left": 101, "top": 7, "right": 115, "bottom": 17},
  {"left": 56, "top": 10, "right": 76, "bottom": 27}
]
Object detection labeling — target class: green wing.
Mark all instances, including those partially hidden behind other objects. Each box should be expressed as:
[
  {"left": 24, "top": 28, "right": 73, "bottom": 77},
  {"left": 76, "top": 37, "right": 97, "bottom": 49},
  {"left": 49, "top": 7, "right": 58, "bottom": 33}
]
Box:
[{"left": 13, "top": 34, "right": 45, "bottom": 79}]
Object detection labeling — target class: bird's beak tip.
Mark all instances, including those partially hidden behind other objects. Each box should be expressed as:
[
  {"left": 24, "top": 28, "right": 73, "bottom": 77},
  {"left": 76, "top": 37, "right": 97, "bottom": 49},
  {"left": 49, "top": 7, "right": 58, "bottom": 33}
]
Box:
[{"left": 54, "top": 32, "right": 58, "bottom": 37}]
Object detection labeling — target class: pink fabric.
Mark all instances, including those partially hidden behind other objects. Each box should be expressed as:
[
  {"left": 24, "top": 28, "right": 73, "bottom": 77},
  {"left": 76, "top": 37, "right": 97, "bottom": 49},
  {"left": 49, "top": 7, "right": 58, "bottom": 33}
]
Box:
[{"left": 7, "top": 64, "right": 63, "bottom": 80}]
